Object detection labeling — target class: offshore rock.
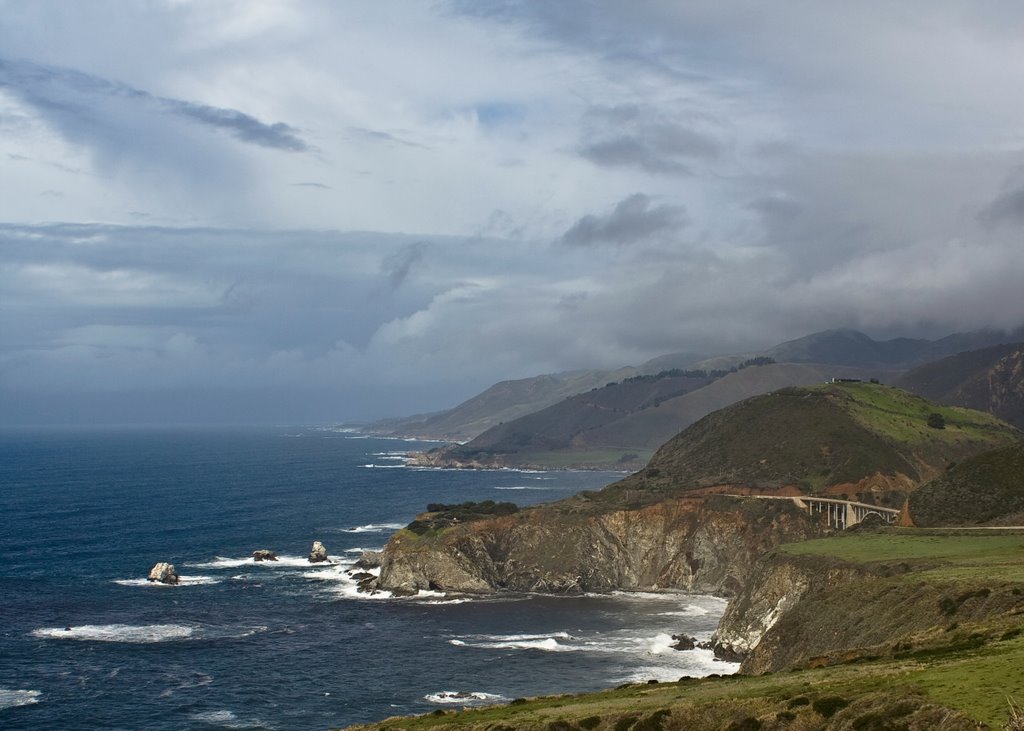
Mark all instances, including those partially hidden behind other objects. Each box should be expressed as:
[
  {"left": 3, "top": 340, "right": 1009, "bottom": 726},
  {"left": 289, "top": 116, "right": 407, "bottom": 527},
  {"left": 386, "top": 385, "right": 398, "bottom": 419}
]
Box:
[
  {"left": 147, "top": 562, "right": 179, "bottom": 585},
  {"left": 378, "top": 493, "right": 825, "bottom": 596},
  {"left": 308, "top": 540, "right": 328, "bottom": 563},
  {"left": 251, "top": 549, "right": 278, "bottom": 562}
]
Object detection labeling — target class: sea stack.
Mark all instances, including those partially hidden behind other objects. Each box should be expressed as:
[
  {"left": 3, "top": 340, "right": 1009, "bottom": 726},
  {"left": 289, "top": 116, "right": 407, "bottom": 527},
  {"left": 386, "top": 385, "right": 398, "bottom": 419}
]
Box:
[
  {"left": 147, "top": 562, "right": 179, "bottom": 585},
  {"left": 308, "top": 540, "right": 328, "bottom": 563},
  {"left": 252, "top": 549, "right": 278, "bottom": 562}
]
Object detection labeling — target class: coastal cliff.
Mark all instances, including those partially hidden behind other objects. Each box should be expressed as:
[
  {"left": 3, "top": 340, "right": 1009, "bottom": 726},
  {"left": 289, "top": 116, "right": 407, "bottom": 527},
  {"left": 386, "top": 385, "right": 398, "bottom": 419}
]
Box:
[
  {"left": 378, "top": 495, "right": 826, "bottom": 596},
  {"left": 713, "top": 534, "right": 1024, "bottom": 675}
]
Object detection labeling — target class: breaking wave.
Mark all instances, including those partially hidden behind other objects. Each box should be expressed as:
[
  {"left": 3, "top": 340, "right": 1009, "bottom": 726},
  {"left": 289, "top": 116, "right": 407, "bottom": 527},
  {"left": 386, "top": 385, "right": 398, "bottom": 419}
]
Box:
[
  {"left": 113, "top": 575, "right": 221, "bottom": 587},
  {"left": 0, "top": 688, "right": 41, "bottom": 709},
  {"left": 31, "top": 623, "right": 268, "bottom": 644},
  {"left": 339, "top": 523, "right": 404, "bottom": 534},
  {"left": 424, "top": 690, "right": 506, "bottom": 705},
  {"left": 189, "top": 709, "right": 276, "bottom": 728}
]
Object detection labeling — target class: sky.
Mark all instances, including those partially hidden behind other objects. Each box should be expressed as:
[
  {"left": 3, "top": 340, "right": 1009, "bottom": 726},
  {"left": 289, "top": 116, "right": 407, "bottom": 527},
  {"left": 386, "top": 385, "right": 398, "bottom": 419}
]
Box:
[{"left": 3, "top": 1, "right": 1024, "bottom": 425}]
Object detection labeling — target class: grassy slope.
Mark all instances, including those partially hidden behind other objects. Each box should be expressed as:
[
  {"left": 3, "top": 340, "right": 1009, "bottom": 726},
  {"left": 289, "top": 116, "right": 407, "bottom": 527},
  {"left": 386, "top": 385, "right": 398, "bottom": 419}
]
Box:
[
  {"left": 909, "top": 440, "right": 1024, "bottom": 527},
  {"left": 345, "top": 531, "right": 1024, "bottom": 730},
  {"left": 613, "top": 383, "right": 1019, "bottom": 496}
]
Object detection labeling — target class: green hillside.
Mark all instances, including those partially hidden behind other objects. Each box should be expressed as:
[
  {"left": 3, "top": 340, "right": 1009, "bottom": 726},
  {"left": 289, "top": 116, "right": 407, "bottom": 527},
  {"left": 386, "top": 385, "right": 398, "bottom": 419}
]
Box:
[
  {"left": 909, "top": 440, "right": 1024, "bottom": 527},
  {"left": 616, "top": 382, "right": 1020, "bottom": 497}
]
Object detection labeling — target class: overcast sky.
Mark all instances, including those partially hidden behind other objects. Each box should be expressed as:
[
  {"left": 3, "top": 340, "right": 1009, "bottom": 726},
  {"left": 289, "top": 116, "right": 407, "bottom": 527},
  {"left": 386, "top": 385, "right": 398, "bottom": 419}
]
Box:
[{"left": 3, "top": 1, "right": 1024, "bottom": 425}]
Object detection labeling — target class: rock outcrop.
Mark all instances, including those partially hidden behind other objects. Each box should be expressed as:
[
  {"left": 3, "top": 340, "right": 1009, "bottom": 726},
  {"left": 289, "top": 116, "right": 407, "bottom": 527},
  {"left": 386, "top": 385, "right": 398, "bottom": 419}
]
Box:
[
  {"left": 354, "top": 550, "right": 382, "bottom": 569},
  {"left": 308, "top": 540, "right": 328, "bottom": 563},
  {"left": 252, "top": 549, "right": 278, "bottom": 562},
  {"left": 378, "top": 495, "right": 825, "bottom": 596},
  {"left": 147, "top": 562, "right": 179, "bottom": 585}
]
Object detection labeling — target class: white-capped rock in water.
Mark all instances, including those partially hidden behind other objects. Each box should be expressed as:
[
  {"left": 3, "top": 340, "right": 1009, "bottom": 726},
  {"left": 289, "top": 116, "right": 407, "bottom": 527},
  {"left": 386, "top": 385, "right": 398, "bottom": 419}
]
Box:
[
  {"left": 252, "top": 549, "right": 278, "bottom": 562},
  {"left": 308, "top": 540, "right": 328, "bottom": 563},
  {"left": 147, "top": 562, "right": 179, "bottom": 585}
]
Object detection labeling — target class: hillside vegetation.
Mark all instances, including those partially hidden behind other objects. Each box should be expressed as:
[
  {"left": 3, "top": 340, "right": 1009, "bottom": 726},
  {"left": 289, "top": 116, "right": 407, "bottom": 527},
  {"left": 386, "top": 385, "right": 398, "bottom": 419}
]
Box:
[
  {"left": 614, "top": 382, "right": 1019, "bottom": 498},
  {"left": 897, "top": 342, "right": 1024, "bottom": 428},
  {"left": 909, "top": 440, "right": 1024, "bottom": 526}
]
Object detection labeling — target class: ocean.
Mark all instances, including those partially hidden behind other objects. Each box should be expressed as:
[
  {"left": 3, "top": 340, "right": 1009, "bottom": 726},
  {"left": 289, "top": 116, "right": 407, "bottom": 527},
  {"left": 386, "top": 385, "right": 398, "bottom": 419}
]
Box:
[{"left": 0, "top": 427, "right": 736, "bottom": 730}]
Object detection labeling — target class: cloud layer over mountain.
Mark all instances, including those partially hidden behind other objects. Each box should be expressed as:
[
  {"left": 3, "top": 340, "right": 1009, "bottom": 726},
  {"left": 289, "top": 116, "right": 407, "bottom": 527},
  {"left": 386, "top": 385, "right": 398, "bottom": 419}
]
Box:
[{"left": 2, "top": 1, "right": 1024, "bottom": 424}]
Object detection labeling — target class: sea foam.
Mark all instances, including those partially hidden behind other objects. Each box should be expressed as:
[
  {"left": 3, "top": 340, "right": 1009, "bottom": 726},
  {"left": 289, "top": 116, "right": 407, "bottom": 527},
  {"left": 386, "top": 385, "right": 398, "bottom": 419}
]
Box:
[
  {"left": 339, "top": 523, "right": 404, "bottom": 534},
  {"left": 188, "top": 554, "right": 333, "bottom": 569},
  {"left": 31, "top": 623, "right": 268, "bottom": 644},
  {"left": 424, "top": 690, "right": 505, "bottom": 705},
  {"left": 189, "top": 709, "right": 275, "bottom": 728},
  {"left": 113, "top": 575, "right": 221, "bottom": 587},
  {"left": 32, "top": 623, "right": 196, "bottom": 643},
  {"left": 0, "top": 688, "right": 42, "bottom": 710}
]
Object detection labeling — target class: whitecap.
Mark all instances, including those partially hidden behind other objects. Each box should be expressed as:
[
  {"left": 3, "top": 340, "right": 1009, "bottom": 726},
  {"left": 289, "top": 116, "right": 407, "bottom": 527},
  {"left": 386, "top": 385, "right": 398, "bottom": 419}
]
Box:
[
  {"left": 339, "top": 523, "right": 404, "bottom": 534},
  {"left": 493, "top": 485, "right": 549, "bottom": 491},
  {"left": 31, "top": 623, "right": 267, "bottom": 644},
  {"left": 32, "top": 623, "right": 196, "bottom": 643},
  {"left": 190, "top": 709, "right": 275, "bottom": 729},
  {"left": 113, "top": 575, "right": 221, "bottom": 587},
  {"left": 657, "top": 604, "right": 710, "bottom": 617},
  {"left": 449, "top": 637, "right": 569, "bottom": 652},
  {"left": 188, "top": 555, "right": 338, "bottom": 569},
  {"left": 612, "top": 646, "right": 740, "bottom": 684},
  {"left": 468, "top": 632, "right": 574, "bottom": 642},
  {"left": 0, "top": 688, "right": 41, "bottom": 710},
  {"left": 424, "top": 690, "right": 505, "bottom": 705}
]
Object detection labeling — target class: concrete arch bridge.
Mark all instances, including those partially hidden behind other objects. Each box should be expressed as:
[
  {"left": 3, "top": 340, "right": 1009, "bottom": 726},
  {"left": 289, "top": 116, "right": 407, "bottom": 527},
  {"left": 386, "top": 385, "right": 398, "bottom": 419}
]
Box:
[{"left": 732, "top": 494, "right": 901, "bottom": 530}]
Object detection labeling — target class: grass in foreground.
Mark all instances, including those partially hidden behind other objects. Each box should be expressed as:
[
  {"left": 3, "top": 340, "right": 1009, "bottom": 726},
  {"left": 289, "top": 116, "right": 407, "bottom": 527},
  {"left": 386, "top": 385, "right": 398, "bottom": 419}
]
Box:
[{"left": 340, "top": 634, "right": 1024, "bottom": 729}]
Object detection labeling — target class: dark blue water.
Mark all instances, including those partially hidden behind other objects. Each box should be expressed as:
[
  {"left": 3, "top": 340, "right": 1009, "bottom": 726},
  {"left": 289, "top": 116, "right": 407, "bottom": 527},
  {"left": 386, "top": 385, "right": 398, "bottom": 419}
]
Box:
[{"left": 0, "top": 428, "right": 732, "bottom": 730}]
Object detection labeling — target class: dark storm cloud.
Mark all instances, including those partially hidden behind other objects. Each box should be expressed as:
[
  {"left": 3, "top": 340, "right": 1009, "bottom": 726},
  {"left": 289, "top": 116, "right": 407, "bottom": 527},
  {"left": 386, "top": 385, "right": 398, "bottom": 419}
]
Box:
[
  {"left": 978, "top": 186, "right": 1024, "bottom": 227},
  {"left": 0, "top": 58, "right": 308, "bottom": 152},
  {"left": 561, "top": 194, "right": 687, "bottom": 247},
  {"left": 381, "top": 241, "right": 430, "bottom": 289},
  {"left": 578, "top": 104, "right": 722, "bottom": 176}
]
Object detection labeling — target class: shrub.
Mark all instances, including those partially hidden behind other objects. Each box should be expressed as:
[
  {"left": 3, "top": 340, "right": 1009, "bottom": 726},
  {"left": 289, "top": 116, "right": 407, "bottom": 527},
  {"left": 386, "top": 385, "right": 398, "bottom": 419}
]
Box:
[
  {"left": 812, "top": 696, "right": 850, "bottom": 718},
  {"left": 725, "top": 718, "right": 763, "bottom": 731},
  {"left": 613, "top": 716, "right": 638, "bottom": 731},
  {"left": 927, "top": 412, "right": 946, "bottom": 429},
  {"left": 633, "top": 710, "right": 671, "bottom": 731},
  {"left": 579, "top": 717, "right": 602, "bottom": 730}
]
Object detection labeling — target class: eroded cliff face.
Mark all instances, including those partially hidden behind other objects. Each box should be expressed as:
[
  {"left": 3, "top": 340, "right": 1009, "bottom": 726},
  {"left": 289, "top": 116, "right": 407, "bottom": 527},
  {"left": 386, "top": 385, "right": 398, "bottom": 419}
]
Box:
[
  {"left": 714, "top": 550, "right": 1024, "bottom": 675},
  {"left": 378, "top": 495, "right": 825, "bottom": 596},
  {"left": 711, "top": 553, "right": 869, "bottom": 668}
]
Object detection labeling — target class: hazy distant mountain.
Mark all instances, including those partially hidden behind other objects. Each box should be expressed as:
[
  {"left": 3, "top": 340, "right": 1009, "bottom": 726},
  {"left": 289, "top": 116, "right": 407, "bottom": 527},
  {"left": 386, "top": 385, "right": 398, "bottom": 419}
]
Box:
[
  {"left": 361, "top": 370, "right": 626, "bottom": 441},
  {"left": 896, "top": 342, "right": 1024, "bottom": 428},
  {"left": 362, "top": 354, "right": 705, "bottom": 441},
  {"left": 364, "top": 326, "right": 1021, "bottom": 445},
  {"left": 765, "top": 327, "right": 1024, "bottom": 368},
  {"left": 421, "top": 362, "right": 902, "bottom": 469}
]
